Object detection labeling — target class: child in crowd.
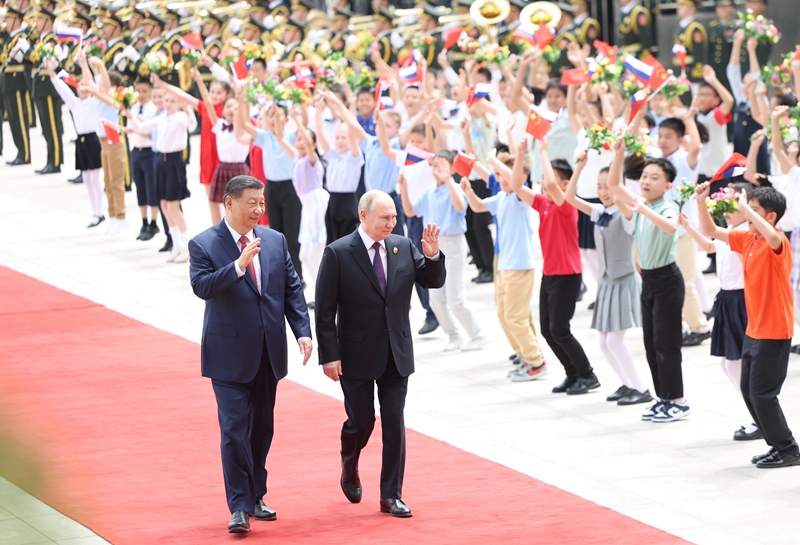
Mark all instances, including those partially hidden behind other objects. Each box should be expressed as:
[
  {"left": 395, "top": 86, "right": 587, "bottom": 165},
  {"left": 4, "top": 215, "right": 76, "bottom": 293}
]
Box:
[
  {"left": 399, "top": 151, "right": 486, "bottom": 352},
  {"left": 127, "top": 77, "right": 160, "bottom": 241},
  {"left": 125, "top": 82, "right": 196, "bottom": 263},
  {"left": 511, "top": 138, "right": 599, "bottom": 395},
  {"left": 462, "top": 143, "right": 547, "bottom": 381},
  {"left": 697, "top": 182, "right": 800, "bottom": 468},
  {"left": 354, "top": 87, "right": 377, "bottom": 136},
  {"left": 48, "top": 60, "right": 104, "bottom": 228},
  {"left": 696, "top": 66, "right": 734, "bottom": 184},
  {"left": 609, "top": 139, "right": 689, "bottom": 423},
  {"left": 148, "top": 85, "right": 175, "bottom": 253},
  {"left": 566, "top": 152, "right": 651, "bottom": 405}
]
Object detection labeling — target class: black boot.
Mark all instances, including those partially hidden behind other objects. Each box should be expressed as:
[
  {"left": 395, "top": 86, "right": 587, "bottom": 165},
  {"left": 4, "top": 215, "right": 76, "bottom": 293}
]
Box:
[{"left": 159, "top": 234, "right": 173, "bottom": 253}]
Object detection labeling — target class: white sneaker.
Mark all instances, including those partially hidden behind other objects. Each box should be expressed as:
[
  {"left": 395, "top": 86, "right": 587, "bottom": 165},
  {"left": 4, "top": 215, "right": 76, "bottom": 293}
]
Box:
[
  {"left": 172, "top": 249, "right": 190, "bottom": 263},
  {"left": 104, "top": 217, "right": 116, "bottom": 235},
  {"left": 461, "top": 336, "right": 488, "bottom": 351},
  {"left": 444, "top": 335, "right": 463, "bottom": 351},
  {"left": 166, "top": 246, "right": 180, "bottom": 263},
  {"left": 107, "top": 217, "right": 128, "bottom": 236}
]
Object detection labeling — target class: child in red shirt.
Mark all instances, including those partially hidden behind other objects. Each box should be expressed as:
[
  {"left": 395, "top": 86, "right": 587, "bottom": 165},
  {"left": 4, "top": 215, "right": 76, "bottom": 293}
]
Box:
[
  {"left": 698, "top": 183, "right": 800, "bottom": 468},
  {"left": 511, "top": 139, "right": 598, "bottom": 395}
]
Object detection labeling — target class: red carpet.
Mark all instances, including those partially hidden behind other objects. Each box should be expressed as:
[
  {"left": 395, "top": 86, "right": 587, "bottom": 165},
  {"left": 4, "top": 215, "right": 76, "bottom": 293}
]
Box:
[{"left": 0, "top": 266, "right": 689, "bottom": 544}]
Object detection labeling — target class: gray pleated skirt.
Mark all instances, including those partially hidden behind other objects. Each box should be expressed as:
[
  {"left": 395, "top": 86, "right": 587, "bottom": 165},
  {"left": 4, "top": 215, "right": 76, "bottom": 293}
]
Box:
[{"left": 591, "top": 272, "right": 642, "bottom": 332}]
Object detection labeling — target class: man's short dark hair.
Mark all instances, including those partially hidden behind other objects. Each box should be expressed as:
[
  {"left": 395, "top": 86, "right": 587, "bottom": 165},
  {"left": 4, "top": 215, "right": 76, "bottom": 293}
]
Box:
[
  {"left": 225, "top": 175, "right": 265, "bottom": 200},
  {"left": 644, "top": 157, "right": 678, "bottom": 184},
  {"left": 623, "top": 153, "right": 646, "bottom": 181},
  {"left": 660, "top": 117, "right": 686, "bottom": 138},
  {"left": 748, "top": 186, "right": 786, "bottom": 223},
  {"left": 550, "top": 158, "right": 573, "bottom": 181}
]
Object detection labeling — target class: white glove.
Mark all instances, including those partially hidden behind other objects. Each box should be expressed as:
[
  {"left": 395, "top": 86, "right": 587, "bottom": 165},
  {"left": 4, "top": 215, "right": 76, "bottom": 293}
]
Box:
[
  {"left": 17, "top": 37, "right": 30, "bottom": 54},
  {"left": 345, "top": 34, "right": 357, "bottom": 48},
  {"left": 12, "top": 48, "right": 24, "bottom": 63},
  {"left": 114, "top": 54, "right": 128, "bottom": 71},
  {"left": 263, "top": 15, "right": 277, "bottom": 30},
  {"left": 122, "top": 45, "right": 141, "bottom": 63},
  {"left": 228, "top": 18, "right": 242, "bottom": 34},
  {"left": 389, "top": 32, "right": 404, "bottom": 51},
  {"left": 307, "top": 29, "right": 321, "bottom": 47},
  {"left": 55, "top": 44, "right": 68, "bottom": 61}
]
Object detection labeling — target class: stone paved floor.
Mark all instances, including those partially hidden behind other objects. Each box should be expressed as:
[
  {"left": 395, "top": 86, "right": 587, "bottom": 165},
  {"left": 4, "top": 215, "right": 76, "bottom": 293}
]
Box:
[{"left": 1, "top": 114, "right": 799, "bottom": 544}]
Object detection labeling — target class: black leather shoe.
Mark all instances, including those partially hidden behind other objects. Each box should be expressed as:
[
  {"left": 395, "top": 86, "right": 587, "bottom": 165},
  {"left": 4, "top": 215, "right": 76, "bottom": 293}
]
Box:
[
  {"left": 253, "top": 499, "right": 277, "bottom": 521},
  {"left": 159, "top": 236, "right": 173, "bottom": 253},
  {"left": 418, "top": 316, "right": 439, "bottom": 335},
  {"left": 140, "top": 223, "right": 159, "bottom": 241},
  {"left": 587, "top": 301, "right": 596, "bottom": 310},
  {"left": 136, "top": 223, "right": 148, "bottom": 240},
  {"left": 307, "top": 301, "right": 315, "bottom": 310},
  {"left": 227, "top": 511, "right": 250, "bottom": 533},
  {"left": 6, "top": 157, "right": 30, "bottom": 166},
  {"left": 341, "top": 471, "right": 362, "bottom": 504},
  {"left": 756, "top": 448, "right": 800, "bottom": 468},
  {"left": 474, "top": 271, "right": 494, "bottom": 284},
  {"left": 791, "top": 344, "right": 800, "bottom": 354},
  {"left": 606, "top": 385, "right": 632, "bottom": 402},
  {"left": 68, "top": 173, "right": 83, "bottom": 184},
  {"left": 380, "top": 498, "right": 412, "bottom": 518},
  {"left": 617, "top": 389, "right": 653, "bottom": 406},
  {"left": 702, "top": 258, "right": 716, "bottom": 274},
  {"left": 552, "top": 376, "right": 577, "bottom": 393},
  {"left": 87, "top": 216, "right": 105, "bottom": 229},
  {"left": 751, "top": 448, "right": 777, "bottom": 464},
  {"left": 733, "top": 426, "right": 764, "bottom": 441},
  {"left": 566, "top": 374, "right": 601, "bottom": 395},
  {"left": 36, "top": 164, "right": 61, "bottom": 174},
  {"left": 682, "top": 331, "right": 711, "bottom": 347}
]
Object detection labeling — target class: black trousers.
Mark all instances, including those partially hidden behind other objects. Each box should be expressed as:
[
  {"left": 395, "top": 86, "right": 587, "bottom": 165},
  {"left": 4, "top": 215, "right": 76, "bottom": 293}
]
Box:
[
  {"left": 211, "top": 346, "right": 279, "bottom": 514},
  {"left": 266, "top": 180, "right": 303, "bottom": 280},
  {"left": 340, "top": 353, "right": 408, "bottom": 499},
  {"left": 325, "top": 192, "right": 359, "bottom": 243},
  {"left": 539, "top": 274, "right": 593, "bottom": 378},
  {"left": 34, "top": 96, "right": 64, "bottom": 168},
  {"left": 641, "top": 263, "right": 685, "bottom": 400},
  {"left": 3, "top": 90, "right": 31, "bottom": 163},
  {"left": 26, "top": 89, "right": 36, "bottom": 128},
  {"left": 131, "top": 147, "right": 158, "bottom": 207},
  {"left": 464, "top": 178, "right": 494, "bottom": 273},
  {"left": 741, "top": 337, "right": 797, "bottom": 453}
]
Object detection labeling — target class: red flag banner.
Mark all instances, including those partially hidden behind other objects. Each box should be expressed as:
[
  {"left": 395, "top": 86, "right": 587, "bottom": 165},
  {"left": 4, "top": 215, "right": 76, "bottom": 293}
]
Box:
[
  {"left": 561, "top": 68, "right": 590, "bottom": 86},
  {"left": 453, "top": 151, "right": 476, "bottom": 178},
  {"left": 593, "top": 40, "right": 617, "bottom": 63},
  {"left": 525, "top": 109, "right": 552, "bottom": 140},
  {"left": 101, "top": 119, "right": 121, "bottom": 144},
  {"left": 232, "top": 53, "right": 249, "bottom": 80}
]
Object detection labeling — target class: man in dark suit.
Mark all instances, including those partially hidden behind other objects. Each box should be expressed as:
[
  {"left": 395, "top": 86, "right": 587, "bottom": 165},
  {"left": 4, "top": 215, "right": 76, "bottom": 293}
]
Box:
[
  {"left": 189, "top": 176, "right": 312, "bottom": 534},
  {"left": 315, "top": 190, "right": 446, "bottom": 518}
]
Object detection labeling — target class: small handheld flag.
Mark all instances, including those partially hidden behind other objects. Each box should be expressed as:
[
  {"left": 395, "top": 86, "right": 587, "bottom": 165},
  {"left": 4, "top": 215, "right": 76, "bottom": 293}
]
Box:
[
  {"left": 443, "top": 27, "right": 464, "bottom": 50},
  {"left": 399, "top": 62, "right": 423, "bottom": 83},
  {"left": 232, "top": 53, "right": 249, "bottom": 80},
  {"left": 593, "top": 40, "right": 617, "bottom": 64},
  {"left": 623, "top": 55, "right": 654, "bottom": 85},
  {"left": 405, "top": 145, "right": 435, "bottom": 166},
  {"left": 525, "top": 106, "right": 558, "bottom": 140},
  {"left": 466, "top": 83, "right": 492, "bottom": 106},
  {"left": 180, "top": 32, "right": 203, "bottom": 50},
  {"left": 533, "top": 24, "right": 554, "bottom": 48},
  {"left": 102, "top": 119, "right": 121, "bottom": 144},
  {"left": 671, "top": 44, "right": 687, "bottom": 73},
  {"left": 561, "top": 68, "right": 590, "bottom": 86},
  {"left": 453, "top": 151, "right": 476, "bottom": 177},
  {"left": 56, "top": 27, "right": 83, "bottom": 44},
  {"left": 57, "top": 69, "right": 79, "bottom": 89},
  {"left": 629, "top": 90, "right": 648, "bottom": 123}
]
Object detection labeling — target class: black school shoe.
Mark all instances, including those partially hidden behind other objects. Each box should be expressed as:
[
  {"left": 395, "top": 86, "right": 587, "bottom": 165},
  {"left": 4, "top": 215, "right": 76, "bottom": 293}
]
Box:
[
  {"left": 617, "top": 389, "right": 653, "bottom": 406},
  {"left": 566, "top": 374, "right": 601, "bottom": 395},
  {"left": 733, "top": 426, "right": 763, "bottom": 441},
  {"left": 606, "top": 386, "right": 632, "bottom": 402},
  {"left": 756, "top": 448, "right": 800, "bottom": 469},
  {"left": 552, "top": 376, "right": 577, "bottom": 393}
]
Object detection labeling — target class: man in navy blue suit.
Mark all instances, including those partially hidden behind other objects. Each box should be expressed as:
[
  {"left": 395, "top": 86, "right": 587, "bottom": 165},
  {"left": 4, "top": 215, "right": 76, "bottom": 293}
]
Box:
[{"left": 189, "top": 175, "right": 312, "bottom": 534}]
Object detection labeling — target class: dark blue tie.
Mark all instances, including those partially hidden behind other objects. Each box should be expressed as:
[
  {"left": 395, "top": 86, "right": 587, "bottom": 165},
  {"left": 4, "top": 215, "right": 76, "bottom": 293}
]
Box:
[
  {"left": 596, "top": 212, "right": 613, "bottom": 227},
  {"left": 372, "top": 241, "right": 386, "bottom": 296}
]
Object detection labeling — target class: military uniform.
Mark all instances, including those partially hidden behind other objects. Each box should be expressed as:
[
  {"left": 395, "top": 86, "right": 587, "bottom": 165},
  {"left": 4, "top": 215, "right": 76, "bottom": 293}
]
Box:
[
  {"left": 672, "top": 17, "right": 708, "bottom": 83},
  {"left": 1, "top": 12, "right": 33, "bottom": 165},
  {"left": 498, "top": 21, "right": 523, "bottom": 57},
  {"left": 573, "top": 10, "right": 601, "bottom": 53},
  {"left": 29, "top": 12, "right": 64, "bottom": 173},
  {"left": 708, "top": 17, "right": 735, "bottom": 90},
  {"left": 279, "top": 18, "right": 309, "bottom": 79},
  {"left": 548, "top": 24, "right": 579, "bottom": 76},
  {"left": 366, "top": 10, "right": 398, "bottom": 74},
  {"left": 617, "top": 0, "right": 654, "bottom": 60}
]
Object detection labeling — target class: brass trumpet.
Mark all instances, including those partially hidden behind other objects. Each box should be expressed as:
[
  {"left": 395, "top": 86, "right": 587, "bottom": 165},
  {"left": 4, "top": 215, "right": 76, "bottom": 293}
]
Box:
[
  {"left": 470, "top": 0, "right": 510, "bottom": 26},
  {"left": 519, "top": 1, "right": 561, "bottom": 30}
]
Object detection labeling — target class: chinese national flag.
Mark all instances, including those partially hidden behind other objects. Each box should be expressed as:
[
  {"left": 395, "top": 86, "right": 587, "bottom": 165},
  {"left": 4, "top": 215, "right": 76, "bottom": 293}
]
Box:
[
  {"left": 444, "top": 26, "right": 464, "bottom": 50},
  {"left": 561, "top": 68, "right": 589, "bottom": 86},
  {"left": 534, "top": 24, "right": 554, "bottom": 48},
  {"left": 232, "top": 53, "right": 249, "bottom": 80},
  {"left": 792, "top": 45, "right": 800, "bottom": 63},
  {"left": 642, "top": 55, "right": 671, "bottom": 91},
  {"left": 453, "top": 151, "right": 476, "bottom": 178},
  {"left": 102, "top": 119, "right": 121, "bottom": 144},
  {"left": 525, "top": 109, "right": 551, "bottom": 140},
  {"left": 593, "top": 40, "right": 617, "bottom": 63}
]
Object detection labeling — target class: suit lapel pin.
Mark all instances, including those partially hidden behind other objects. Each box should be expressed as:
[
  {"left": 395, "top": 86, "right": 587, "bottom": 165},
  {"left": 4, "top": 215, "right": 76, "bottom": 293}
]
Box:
[{"left": 393, "top": 247, "right": 398, "bottom": 254}]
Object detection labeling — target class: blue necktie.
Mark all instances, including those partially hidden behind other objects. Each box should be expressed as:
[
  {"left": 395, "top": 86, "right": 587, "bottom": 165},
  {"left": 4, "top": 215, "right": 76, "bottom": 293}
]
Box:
[
  {"left": 596, "top": 212, "right": 613, "bottom": 227},
  {"left": 372, "top": 242, "right": 386, "bottom": 296}
]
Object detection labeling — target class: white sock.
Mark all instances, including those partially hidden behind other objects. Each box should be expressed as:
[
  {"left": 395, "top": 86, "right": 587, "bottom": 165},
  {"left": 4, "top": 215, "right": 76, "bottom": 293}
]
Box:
[{"left": 721, "top": 358, "right": 743, "bottom": 398}]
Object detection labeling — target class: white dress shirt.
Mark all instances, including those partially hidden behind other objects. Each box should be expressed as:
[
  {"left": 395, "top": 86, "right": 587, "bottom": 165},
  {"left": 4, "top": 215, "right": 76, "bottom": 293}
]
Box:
[
  {"left": 51, "top": 78, "right": 99, "bottom": 135},
  {"left": 128, "top": 100, "right": 157, "bottom": 149},
  {"left": 358, "top": 225, "right": 387, "bottom": 275},
  {"left": 212, "top": 119, "right": 250, "bottom": 163},
  {"left": 227, "top": 219, "right": 262, "bottom": 293},
  {"left": 128, "top": 111, "right": 193, "bottom": 153}
]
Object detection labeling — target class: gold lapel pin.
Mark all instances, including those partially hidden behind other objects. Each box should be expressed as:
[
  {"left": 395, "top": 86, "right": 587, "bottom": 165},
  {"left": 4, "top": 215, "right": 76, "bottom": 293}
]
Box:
[{"left": 393, "top": 247, "right": 398, "bottom": 254}]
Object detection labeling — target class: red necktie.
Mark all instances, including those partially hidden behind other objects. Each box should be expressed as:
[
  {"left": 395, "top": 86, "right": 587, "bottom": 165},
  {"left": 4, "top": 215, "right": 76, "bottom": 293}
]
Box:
[{"left": 239, "top": 235, "right": 257, "bottom": 285}]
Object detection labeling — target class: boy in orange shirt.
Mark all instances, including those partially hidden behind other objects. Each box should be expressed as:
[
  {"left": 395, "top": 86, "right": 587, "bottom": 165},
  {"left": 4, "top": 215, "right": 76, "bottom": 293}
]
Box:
[{"left": 697, "top": 183, "right": 799, "bottom": 468}]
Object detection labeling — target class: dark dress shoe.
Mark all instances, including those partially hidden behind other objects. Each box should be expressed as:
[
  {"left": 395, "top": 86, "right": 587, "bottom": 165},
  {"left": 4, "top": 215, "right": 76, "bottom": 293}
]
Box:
[
  {"left": 733, "top": 426, "right": 763, "bottom": 441},
  {"left": 36, "top": 164, "right": 61, "bottom": 174},
  {"left": 617, "top": 389, "right": 653, "bottom": 406},
  {"left": 474, "top": 271, "right": 494, "bottom": 284},
  {"left": 606, "top": 385, "right": 632, "bottom": 402},
  {"left": 136, "top": 223, "right": 148, "bottom": 240},
  {"left": 508, "top": 353, "right": 517, "bottom": 361},
  {"left": 418, "top": 316, "right": 439, "bottom": 335},
  {"left": 791, "top": 344, "right": 800, "bottom": 354},
  {"left": 140, "top": 223, "right": 159, "bottom": 241},
  {"left": 341, "top": 471, "right": 362, "bottom": 504},
  {"left": 752, "top": 448, "right": 777, "bottom": 464},
  {"left": 682, "top": 331, "right": 711, "bottom": 347},
  {"left": 307, "top": 301, "right": 315, "bottom": 310},
  {"left": 159, "top": 237, "right": 173, "bottom": 253},
  {"left": 253, "top": 499, "right": 277, "bottom": 521},
  {"left": 68, "top": 173, "right": 84, "bottom": 184},
  {"left": 380, "top": 498, "right": 412, "bottom": 518},
  {"left": 702, "top": 258, "right": 716, "bottom": 274},
  {"left": 566, "top": 374, "right": 601, "bottom": 395},
  {"left": 577, "top": 281, "right": 587, "bottom": 302},
  {"left": 756, "top": 448, "right": 800, "bottom": 468},
  {"left": 587, "top": 301, "right": 596, "bottom": 310},
  {"left": 87, "top": 216, "right": 105, "bottom": 228},
  {"left": 228, "top": 511, "right": 250, "bottom": 533},
  {"left": 6, "top": 157, "right": 30, "bottom": 166},
  {"left": 552, "top": 376, "right": 577, "bottom": 393}
]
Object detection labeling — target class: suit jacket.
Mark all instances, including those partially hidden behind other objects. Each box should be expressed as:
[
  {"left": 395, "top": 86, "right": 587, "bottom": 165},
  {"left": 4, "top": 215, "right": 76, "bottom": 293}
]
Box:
[
  {"left": 315, "top": 230, "right": 446, "bottom": 381},
  {"left": 189, "top": 221, "right": 311, "bottom": 383}
]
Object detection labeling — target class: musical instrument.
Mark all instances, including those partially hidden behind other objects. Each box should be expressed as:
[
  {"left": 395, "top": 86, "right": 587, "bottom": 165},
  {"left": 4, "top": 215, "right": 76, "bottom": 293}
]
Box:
[
  {"left": 470, "top": 0, "right": 510, "bottom": 26},
  {"left": 519, "top": 1, "right": 561, "bottom": 30}
]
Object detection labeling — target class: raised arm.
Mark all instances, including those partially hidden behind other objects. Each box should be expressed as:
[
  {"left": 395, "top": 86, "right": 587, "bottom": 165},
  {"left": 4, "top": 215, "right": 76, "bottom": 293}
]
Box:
[
  {"left": 459, "top": 177, "right": 489, "bottom": 213},
  {"left": 235, "top": 83, "right": 257, "bottom": 140},
  {"left": 314, "top": 99, "right": 330, "bottom": 155},
  {"left": 47, "top": 62, "right": 77, "bottom": 109},
  {"left": 540, "top": 139, "right": 566, "bottom": 206},
  {"left": 292, "top": 110, "right": 316, "bottom": 165},
  {"left": 564, "top": 150, "right": 594, "bottom": 215},
  {"left": 153, "top": 73, "right": 199, "bottom": 109},
  {"left": 746, "top": 36, "right": 761, "bottom": 76},
  {"left": 739, "top": 187, "right": 782, "bottom": 251},
  {"left": 275, "top": 114, "right": 299, "bottom": 160},
  {"left": 727, "top": 29, "right": 745, "bottom": 105},
  {"left": 702, "top": 65, "right": 733, "bottom": 117},
  {"left": 744, "top": 130, "right": 765, "bottom": 184},
  {"left": 608, "top": 138, "right": 638, "bottom": 209},
  {"left": 194, "top": 69, "right": 219, "bottom": 125},
  {"left": 397, "top": 173, "right": 417, "bottom": 217},
  {"left": 771, "top": 105, "right": 794, "bottom": 175},
  {"left": 679, "top": 100, "right": 701, "bottom": 168},
  {"left": 446, "top": 176, "right": 466, "bottom": 213},
  {"left": 566, "top": 84, "right": 581, "bottom": 133},
  {"left": 375, "top": 108, "right": 398, "bottom": 161},
  {"left": 511, "top": 140, "right": 536, "bottom": 206}
]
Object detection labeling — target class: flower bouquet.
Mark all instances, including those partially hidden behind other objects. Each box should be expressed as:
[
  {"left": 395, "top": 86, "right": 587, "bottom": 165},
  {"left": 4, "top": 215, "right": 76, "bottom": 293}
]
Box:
[
  {"left": 765, "top": 110, "right": 798, "bottom": 144},
  {"left": 586, "top": 123, "right": 617, "bottom": 151},
  {"left": 32, "top": 41, "right": 56, "bottom": 63},
  {"left": 283, "top": 83, "right": 311, "bottom": 109},
  {"left": 112, "top": 85, "right": 138, "bottom": 110},
  {"left": 243, "top": 78, "right": 269, "bottom": 106},
  {"left": 344, "top": 66, "right": 374, "bottom": 92},
  {"left": 410, "top": 34, "right": 435, "bottom": 53},
  {"left": 589, "top": 56, "right": 624, "bottom": 86},
  {"left": 180, "top": 47, "right": 203, "bottom": 68},
  {"left": 351, "top": 30, "right": 378, "bottom": 59},
  {"left": 674, "top": 179, "right": 697, "bottom": 211},
  {"left": 540, "top": 44, "right": 560, "bottom": 65},
  {"left": 622, "top": 130, "right": 650, "bottom": 157},
  {"left": 315, "top": 53, "right": 348, "bottom": 90},
  {"left": 218, "top": 47, "right": 240, "bottom": 67},
  {"left": 658, "top": 74, "right": 690, "bottom": 101},
  {"left": 473, "top": 43, "right": 511, "bottom": 67},
  {"left": 242, "top": 41, "right": 264, "bottom": 60},
  {"left": 760, "top": 58, "right": 793, "bottom": 94},
  {"left": 144, "top": 51, "right": 174, "bottom": 75},
  {"left": 618, "top": 71, "right": 645, "bottom": 100},
  {"left": 733, "top": 10, "right": 780, "bottom": 45},
  {"left": 455, "top": 36, "right": 479, "bottom": 55},
  {"left": 706, "top": 184, "right": 740, "bottom": 222},
  {"left": 85, "top": 37, "right": 107, "bottom": 58}
]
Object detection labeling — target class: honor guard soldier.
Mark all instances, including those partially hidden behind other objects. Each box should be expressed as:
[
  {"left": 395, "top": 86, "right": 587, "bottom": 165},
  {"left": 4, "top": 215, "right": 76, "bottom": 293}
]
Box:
[
  {"left": 571, "top": 0, "right": 600, "bottom": 53},
  {"left": 267, "top": 0, "right": 291, "bottom": 21},
  {"left": 708, "top": 0, "right": 735, "bottom": 90},
  {"left": 240, "top": 16, "right": 267, "bottom": 45},
  {"left": 498, "top": 0, "right": 526, "bottom": 56},
  {"left": 448, "top": 0, "right": 481, "bottom": 71},
  {"left": 280, "top": 18, "right": 308, "bottom": 79},
  {"left": 549, "top": 3, "right": 578, "bottom": 76},
  {"left": 133, "top": 12, "right": 167, "bottom": 80},
  {"left": 290, "top": 0, "right": 312, "bottom": 22},
  {"left": 2, "top": 6, "right": 33, "bottom": 165},
  {"left": 366, "top": 8, "right": 399, "bottom": 73},
  {"left": 29, "top": 6, "right": 63, "bottom": 173},
  {"left": 63, "top": 12, "right": 93, "bottom": 79},
  {"left": 329, "top": 7, "right": 354, "bottom": 56},
  {"left": 617, "top": 0, "right": 654, "bottom": 60},
  {"left": 160, "top": 9, "right": 182, "bottom": 87},
  {"left": 102, "top": 12, "right": 128, "bottom": 81},
  {"left": 123, "top": 8, "right": 148, "bottom": 51},
  {"left": 417, "top": 4, "right": 445, "bottom": 69},
  {"left": 672, "top": 0, "right": 708, "bottom": 84},
  {"left": 740, "top": 0, "right": 771, "bottom": 74},
  {"left": 197, "top": 11, "right": 223, "bottom": 92}
]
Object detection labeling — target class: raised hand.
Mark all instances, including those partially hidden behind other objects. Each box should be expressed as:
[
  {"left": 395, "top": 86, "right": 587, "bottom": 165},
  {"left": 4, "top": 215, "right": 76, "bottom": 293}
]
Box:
[
  {"left": 576, "top": 149, "right": 588, "bottom": 165},
  {"left": 738, "top": 188, "right": 749, "bottom": 211},
  {"left": 237, "top": 238, "right": 261, "bottom": 271},
  {"left": 695, "top": 181, "right": 711, "bottom": 200},
  {"left": 459, "top": 177, "right": 471, "bottom": 193},
  {"left": 750, "top": 129, "right": 766, "bottom": 146},
  {"left": 772, "top": 104, "right": 789, "bottom": 120},
  {"left": 516, "top": 139, "right": 527, "bottom": 156},
  {"left": 733, "top": 28, "right": 745, "bottom": 44},
  {"left": 702, "top": 64, "right": 717, "bottom": 83},
  {"left": 421, "top": 223, "right": 441, "bottom": 257}
]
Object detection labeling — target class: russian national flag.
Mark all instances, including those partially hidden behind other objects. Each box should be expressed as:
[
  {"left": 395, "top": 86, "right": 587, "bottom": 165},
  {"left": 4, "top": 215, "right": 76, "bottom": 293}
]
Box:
[
  {"left": 180, "top": 31, "right": 203, "bottom": 50},
  {"left": 514, "top": 27, "right": 536, "bottom": 45},
  {"left": 399, "top": 63, "right": 423, "bottom": 83},
  {"left": 586, "top": 57, "right": 598, "bottom": 78},
  {"left": 293, "top": 61, "right": 314, "bottom": 80},
  {"left": 467, "top": 83, "right": 492, "bottom": 106},
  {"left": 374, "top": 76, "right": 394, "bottom": 107},
  {"left": 405, "top": 145, "right": 434, "bottom": 166},
  {"left": 629, "top": 89, "right": 648, "bottom": 123},
  {"left": 57, "top": 69, "right": 79, "bottom": 89},
  {"left": 671, "top": 44, "right": 687, "bottom": 71},
  {"left": 57, "top": 27, "right": 83, "bottom": 44},
  {"left": 593, "top": 40, "right": 617, "bottom": 64},
  {"left": 623, "top": 55, "right": 654, "bottom": 85}
]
